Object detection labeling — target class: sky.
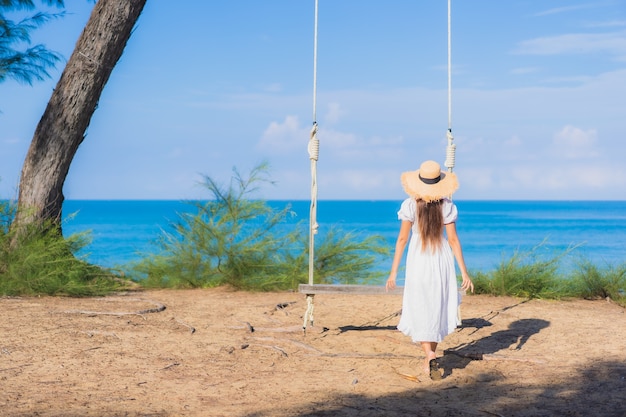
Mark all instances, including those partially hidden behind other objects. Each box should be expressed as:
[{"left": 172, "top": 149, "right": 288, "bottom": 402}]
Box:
[{"left": 1, "top": 0, "right": 625, "bottom": 201}]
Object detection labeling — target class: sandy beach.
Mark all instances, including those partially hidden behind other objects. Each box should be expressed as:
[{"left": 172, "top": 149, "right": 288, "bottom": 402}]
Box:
[{"left": 1, "top": 288, "right": 625, "bottom": 417}]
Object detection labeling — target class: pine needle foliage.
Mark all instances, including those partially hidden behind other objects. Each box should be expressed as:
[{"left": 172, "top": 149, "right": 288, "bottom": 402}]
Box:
[
  {"left": 132, "top": 163, "right": 390, "bottom": 291},
  {"left": 0, "top": 1, "right": 65, "bottom": 84},
  {"left": 0, "top": 201, "right": 128, "bottom": 296},
  {"left": 309, "top": 228, "right": 388, "bottom": 285}
]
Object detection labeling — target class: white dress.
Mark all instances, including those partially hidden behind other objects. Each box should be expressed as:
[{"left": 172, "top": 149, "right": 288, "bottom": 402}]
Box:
[{"left": 396, "top": 197, "right": 460, "bottom": 343}]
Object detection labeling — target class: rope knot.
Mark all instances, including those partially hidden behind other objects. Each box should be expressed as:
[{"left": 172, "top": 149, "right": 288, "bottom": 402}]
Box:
[
  {"left": 444, "top": 129, "right": 456, "bottom": 171},
  {"left": 308, "top": 123, "right": 319, "bottom": 161}
]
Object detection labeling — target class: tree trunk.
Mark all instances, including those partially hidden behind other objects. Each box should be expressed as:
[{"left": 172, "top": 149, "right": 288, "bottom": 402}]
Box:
[{"left": 13, "top": 0, "right": 147, "bottom": 231}]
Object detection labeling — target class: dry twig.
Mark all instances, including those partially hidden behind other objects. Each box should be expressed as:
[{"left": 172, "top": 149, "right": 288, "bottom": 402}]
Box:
[
  {"left": 173, "top": 318, "right": 196, "bottom": 334},
  {"left": 63, "top": 298, "right": 166, "bottom": 316}
]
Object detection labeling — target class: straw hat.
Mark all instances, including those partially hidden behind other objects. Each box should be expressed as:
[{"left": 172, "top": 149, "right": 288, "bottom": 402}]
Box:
[{"left": 401, "top": 160, "right": 459, "bottom": 202}]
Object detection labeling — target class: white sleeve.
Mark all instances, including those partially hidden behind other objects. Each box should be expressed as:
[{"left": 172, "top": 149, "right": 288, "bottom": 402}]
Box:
[
  {"left": 442, "top": 198, "right": 458, "bottom": 224},
  {"left": 397, "top": 198, "right": 415, "bottom": 222}
]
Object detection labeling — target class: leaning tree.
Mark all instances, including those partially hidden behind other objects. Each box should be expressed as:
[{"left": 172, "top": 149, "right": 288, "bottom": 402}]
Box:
[{"left": 12, "top": 0, "right": 147, "bottom": 232}]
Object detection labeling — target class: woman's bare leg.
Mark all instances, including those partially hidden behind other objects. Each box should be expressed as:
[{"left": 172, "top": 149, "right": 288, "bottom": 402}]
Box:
[
  {"left": 420, "top": 342, "right": 437, "bottom": 371},
  {"left": 420, "top": 341, "right": 441, "bottom": 380}
]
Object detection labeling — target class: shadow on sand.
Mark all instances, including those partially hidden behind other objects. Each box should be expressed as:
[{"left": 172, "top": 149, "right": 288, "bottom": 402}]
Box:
[
  {"left": 245, "top": 309, "right": 625, "bottom": 417},
  {"left": 246, "top": 358, "right": 626, "bottom": 416}
]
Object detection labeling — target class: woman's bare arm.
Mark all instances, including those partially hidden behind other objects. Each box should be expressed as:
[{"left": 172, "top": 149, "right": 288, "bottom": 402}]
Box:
[
  {"left": 445, "top": 222, "right": 474, "bottom": 292},
  {"left": 386, "top": 220, "right": 412, "bottom": 291}
]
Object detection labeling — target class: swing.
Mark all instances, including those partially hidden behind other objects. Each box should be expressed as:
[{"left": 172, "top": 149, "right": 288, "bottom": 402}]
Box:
[{"left": 299, "top": 0, "right": 458, "bottom": 331}]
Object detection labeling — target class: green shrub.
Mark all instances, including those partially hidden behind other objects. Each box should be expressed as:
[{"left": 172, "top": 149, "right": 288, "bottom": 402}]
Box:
[
  {"left": 309, "top": 228, "right": 388, "bottom": 285},
  {"left": 568, "top": 260, "right": 626, "bottom": 305},
  {"left": 469, "top": 242, "right": 626, "bottom": 306},
  {"left": 131, "top": 163, "right": 390, "bottom": 291},
  {"left": 471, "top": 240, "right": 571, "bottom": 299},
  {"left": 0, "top": 203, "right": 128, "bottom": 296}
]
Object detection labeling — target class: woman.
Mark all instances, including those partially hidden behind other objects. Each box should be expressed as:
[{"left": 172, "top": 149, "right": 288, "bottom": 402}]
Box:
[{"left": 386, "top": 160, "right": 473, "bottom": 380}]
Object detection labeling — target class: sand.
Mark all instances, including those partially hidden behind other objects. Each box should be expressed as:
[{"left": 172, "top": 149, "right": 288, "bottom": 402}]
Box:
[{"left": 1, "top": 288, "right": 625, "bottom": 417}]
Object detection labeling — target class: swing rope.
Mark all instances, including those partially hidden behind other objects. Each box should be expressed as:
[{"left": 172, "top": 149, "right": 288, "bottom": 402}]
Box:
[
  {"left": 303, "top": 0, "right": 320, "bottom": 330},
  {"left": 444, "top": 0, "right": 456, "bottom": 173}
]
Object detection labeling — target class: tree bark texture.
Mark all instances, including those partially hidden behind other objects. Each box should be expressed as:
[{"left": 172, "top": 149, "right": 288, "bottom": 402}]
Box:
[{"left": 14, "top": 0, "right": 147, "bottom": 229}]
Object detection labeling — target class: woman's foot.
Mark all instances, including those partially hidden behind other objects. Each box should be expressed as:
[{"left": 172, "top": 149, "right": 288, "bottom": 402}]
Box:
[
  {"left": 422, "top": 363, "right": 430, "bottom": 375},
  {"left": 428, "top": 358, "right": 442, "bottom": 381}
]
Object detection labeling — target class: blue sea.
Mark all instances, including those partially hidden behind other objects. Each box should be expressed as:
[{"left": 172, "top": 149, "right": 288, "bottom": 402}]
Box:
[{"left": 62, "top": 200, "right": 626, "bottom": 279}]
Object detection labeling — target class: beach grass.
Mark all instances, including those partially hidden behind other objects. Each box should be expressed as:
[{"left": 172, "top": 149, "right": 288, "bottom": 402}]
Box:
[
  {"left": 567, "top": 260, "right": 626, "bottom": 303},
  {"left": 471, "top": 242, "right": 626, "bottom": 306},
  {"left": 472, "top": 240, "right": 567, "bottom": 299}
]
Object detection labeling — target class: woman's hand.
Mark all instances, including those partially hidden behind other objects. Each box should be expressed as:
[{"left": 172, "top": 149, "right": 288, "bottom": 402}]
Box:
[
  {"left": 386, "top": 274, "right": 397, "bottom": 292},
  {"left": 460, "top": 272, "right": 474, "bottom": 293}
]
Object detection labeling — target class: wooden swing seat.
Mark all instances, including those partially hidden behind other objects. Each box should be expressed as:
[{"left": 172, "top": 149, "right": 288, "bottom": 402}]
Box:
[{"left": 298, "top": 284, "right": 404, "bottom": 295}]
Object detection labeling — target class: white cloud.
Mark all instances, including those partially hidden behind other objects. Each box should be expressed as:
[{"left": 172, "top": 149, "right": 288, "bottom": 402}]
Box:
[
  {"left": 318, "top": 127, "right": 359, "bottom": 150},
  {"left": 317, "top": 168, "right": 401, "bottom": 198},
  {"left": 569, "top": 165, "right": 611, "bottom": 188},
  {"left": 322, "top": 102, "right": 344, "bottom": 125},
  {"left": 459, "top": 166, "right": 494, "bottom": 191},
  {"left": 369, "top": 135, "right": 404, "bottom": 146},
  {"left": 534, "top": 4, "right": 600, "bottom": 17},
  {"left": 537, "top": 165, "right": 624, "bottom": 192},
  {"left": 584, "top": 20, "right": 626, "bottom": 29},
  {"left": 508, "top": 167, "right": 548, "bottom": 189},
  {"left": 2, "top": 137, "right": 21, "bottom": 145},
  {"left": 456, "top": 161, "right": 626, "bottom": 200},
  {"left": 512, "top": 31, "right": 626, "bottom": 59},
  {"left": 504, "top": 135, "right": 522, "bottom": 147},
  {"left": 257, "top": 115, "right": 309, "bottom": 154},
  {"left": 263, "top": 83, "right": 283, "bottom": 93},
  {"left": 510, "top": 67, "right": 540, "bottom": 75},
  {"left": 552, "top": 125, "right": 600, "bottom": 159},
  {"left": 331, "top": 169, "right": 384, "bottom": 189}
]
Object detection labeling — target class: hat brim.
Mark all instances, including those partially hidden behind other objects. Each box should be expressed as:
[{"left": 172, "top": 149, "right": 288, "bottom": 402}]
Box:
[{"left": 401, "top": 170, "right": 459, "bottom": 202}]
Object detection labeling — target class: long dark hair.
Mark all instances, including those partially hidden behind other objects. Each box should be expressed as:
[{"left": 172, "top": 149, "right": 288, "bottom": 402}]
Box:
[{"left": 415, "top": 198, "right": 444, "bottom": 252}]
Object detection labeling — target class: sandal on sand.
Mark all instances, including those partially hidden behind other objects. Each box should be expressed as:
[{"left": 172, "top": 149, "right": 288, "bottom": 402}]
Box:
[{"left": 429, "top": 359, "right": 442, "bottom": 381}]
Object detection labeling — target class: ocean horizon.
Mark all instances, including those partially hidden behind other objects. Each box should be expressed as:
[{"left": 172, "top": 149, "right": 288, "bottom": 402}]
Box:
[{"left": 62, "top": 199, "right": 626, "bottom": 281}]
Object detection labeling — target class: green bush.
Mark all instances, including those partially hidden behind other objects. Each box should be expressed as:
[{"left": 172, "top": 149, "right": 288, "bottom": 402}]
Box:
[
  {"left": 470, "top": 241, "right": 626, "bottom": 306},
  {"left": 471, "top": 240, "right": 571, "bottom": 299},
  {"left": 0, "top": 202, "right": 128, "bottom": 296},
  {"left": 132, "top": 163, "right": 390, "bottom": 290},
  {"left": 568, "top": 260, "right": 626, "bottom": 305},
  {"left": 309, "top": 228, "right": 388, "bottom": 285}
]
